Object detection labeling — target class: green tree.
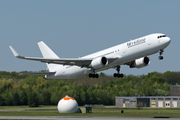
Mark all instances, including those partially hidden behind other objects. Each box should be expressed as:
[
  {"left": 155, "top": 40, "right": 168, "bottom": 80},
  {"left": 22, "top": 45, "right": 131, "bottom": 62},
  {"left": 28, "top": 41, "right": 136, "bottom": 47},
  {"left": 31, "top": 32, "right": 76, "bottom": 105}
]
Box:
[
  {"left": 19, "top": 90, "right": 28, "bottom": 105},
  {"left": 43, "top": 90, "right": 51, "bottom": 105},
  {"left": 0, "top": 95, "right": 5, "bottom": 106},
  {"left": 2, "top": 93, "right": 13, "bottom": 106},
  {"left": 27, "top": 87, "right": 39, "bottom": 107},
  {"left": 12, "top": 92, "right": 20, "bottom": 105}
]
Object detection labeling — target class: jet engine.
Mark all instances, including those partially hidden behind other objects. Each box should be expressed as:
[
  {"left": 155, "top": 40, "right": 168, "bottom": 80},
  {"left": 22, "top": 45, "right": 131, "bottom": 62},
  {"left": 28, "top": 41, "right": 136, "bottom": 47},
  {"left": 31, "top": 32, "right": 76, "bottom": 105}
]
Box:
[
  {"left": 90, "top": 57, "right": 108, "bottom": 69},
  {"left": 130, "top": 56, "right": 150, "bottom": 68}
]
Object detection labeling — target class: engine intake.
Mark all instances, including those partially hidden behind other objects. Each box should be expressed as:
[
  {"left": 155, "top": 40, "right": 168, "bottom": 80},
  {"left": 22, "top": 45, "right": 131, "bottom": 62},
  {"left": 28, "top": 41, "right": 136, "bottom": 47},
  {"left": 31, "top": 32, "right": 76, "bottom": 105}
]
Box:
[
  {"left": 130, "top": 56, "right": 150, "bottom": 68},
  {"left": 90, "top": 57, "right": 108, "bottom": 69}
]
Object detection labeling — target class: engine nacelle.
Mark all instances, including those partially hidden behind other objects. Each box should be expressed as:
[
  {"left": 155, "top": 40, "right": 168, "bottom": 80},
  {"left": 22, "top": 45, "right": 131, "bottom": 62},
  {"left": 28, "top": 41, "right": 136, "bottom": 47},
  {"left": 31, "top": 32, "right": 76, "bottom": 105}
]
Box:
[
  {"left": 130, "top": 56, "right": 150, "bottom": 68},
  {"left": 90, "top": 57, "right": 108, "bottom": 69}
]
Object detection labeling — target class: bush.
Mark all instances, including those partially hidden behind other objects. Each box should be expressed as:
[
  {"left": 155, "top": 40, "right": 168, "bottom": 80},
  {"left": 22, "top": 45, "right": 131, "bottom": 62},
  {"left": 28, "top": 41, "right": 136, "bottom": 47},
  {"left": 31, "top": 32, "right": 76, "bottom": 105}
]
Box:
[{"left": 136, "top": 102, "right": 143, "bottom": 108}]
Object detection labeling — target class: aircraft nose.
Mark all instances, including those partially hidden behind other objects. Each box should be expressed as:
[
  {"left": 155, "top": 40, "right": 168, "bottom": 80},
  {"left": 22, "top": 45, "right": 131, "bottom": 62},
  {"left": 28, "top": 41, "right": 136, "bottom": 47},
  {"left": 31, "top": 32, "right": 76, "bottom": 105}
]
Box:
[
  {"left": 166, "top": 37, "right": 171, "bottom": 44},
  {"left": 162, "top": 36, "right": 171, "bottom": 48},
  {"left": 159, "top": 36, "right": 171, "bottom": 48}
]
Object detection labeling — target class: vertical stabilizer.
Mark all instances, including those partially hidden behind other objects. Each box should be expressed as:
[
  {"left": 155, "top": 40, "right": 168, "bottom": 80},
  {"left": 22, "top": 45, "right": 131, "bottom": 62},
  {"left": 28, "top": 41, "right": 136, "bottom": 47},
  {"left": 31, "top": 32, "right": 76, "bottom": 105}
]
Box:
[{"left": 38, "top": 41, "right": 60, "bottom": 72}]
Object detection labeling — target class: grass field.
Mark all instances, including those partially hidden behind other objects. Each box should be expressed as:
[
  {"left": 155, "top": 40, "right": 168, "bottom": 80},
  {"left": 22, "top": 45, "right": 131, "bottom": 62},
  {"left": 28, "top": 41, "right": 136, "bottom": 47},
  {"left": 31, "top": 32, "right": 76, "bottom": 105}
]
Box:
[{"left": 0, "top": 106, "right": 180, "bottom": 118}]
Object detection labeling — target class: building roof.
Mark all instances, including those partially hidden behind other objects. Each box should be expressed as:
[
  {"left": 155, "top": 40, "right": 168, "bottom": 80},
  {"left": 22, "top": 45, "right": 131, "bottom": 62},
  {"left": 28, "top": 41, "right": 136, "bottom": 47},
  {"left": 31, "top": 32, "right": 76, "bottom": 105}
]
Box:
[
  {"left": 171, "top": 85, "right": 180, "bottom": 87},
  {"left": 115, "top": 96, "right": 180, "bottom": 99}
]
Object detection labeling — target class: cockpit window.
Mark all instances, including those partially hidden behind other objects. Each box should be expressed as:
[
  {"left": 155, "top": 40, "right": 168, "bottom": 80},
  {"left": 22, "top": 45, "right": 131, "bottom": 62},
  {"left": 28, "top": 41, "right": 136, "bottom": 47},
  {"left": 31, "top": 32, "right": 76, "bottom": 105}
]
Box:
[{"left": 157, "top": 35, "right": 166, "bottom": 39}]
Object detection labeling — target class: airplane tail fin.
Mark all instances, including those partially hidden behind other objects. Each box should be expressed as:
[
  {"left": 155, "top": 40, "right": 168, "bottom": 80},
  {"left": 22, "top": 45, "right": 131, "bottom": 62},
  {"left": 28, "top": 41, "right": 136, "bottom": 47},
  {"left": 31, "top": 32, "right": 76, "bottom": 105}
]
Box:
[{"left": 38, "top": 41, "right": 60, "bottom": 72}]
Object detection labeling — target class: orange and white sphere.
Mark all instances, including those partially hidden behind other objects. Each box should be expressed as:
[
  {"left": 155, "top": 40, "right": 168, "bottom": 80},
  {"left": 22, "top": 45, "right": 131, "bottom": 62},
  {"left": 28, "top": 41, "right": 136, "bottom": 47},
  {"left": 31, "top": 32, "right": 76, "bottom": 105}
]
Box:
[{"left": 57, "top": 95, "right": 78, "bottom": 113}]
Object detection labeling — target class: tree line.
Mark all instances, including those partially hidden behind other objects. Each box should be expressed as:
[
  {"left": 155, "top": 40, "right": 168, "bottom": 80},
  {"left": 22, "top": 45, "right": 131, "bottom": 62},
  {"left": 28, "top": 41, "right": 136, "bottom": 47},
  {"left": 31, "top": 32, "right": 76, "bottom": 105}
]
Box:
[{"left": 0, "top": 71, "right": 180, "bottom": 107}]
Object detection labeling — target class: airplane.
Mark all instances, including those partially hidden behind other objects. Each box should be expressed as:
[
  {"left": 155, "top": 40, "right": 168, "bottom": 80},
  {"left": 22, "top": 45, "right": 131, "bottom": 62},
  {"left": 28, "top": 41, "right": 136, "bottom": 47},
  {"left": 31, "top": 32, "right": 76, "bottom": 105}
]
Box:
[{"left": 9, "top": 33, "right": 171, "bottom": 79}]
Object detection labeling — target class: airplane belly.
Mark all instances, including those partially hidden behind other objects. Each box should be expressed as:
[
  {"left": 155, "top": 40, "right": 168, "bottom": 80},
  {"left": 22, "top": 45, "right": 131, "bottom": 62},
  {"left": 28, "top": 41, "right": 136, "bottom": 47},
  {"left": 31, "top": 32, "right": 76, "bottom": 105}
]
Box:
[
  {"left": 64, "top": 67, "right": 89, "bottom": 79},
  {"left": 46, "top": 66, "right": 89, "bottom": 79}
]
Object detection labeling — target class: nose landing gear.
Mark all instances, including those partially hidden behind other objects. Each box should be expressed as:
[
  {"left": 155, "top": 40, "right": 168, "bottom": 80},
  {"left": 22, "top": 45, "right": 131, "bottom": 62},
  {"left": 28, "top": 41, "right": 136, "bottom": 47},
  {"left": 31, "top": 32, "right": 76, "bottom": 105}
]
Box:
[
  {"left": 113, "top": 66, "right": 124, "bottom": 78},
  {"left": 159, "top": 50, "right": 164, "bottom": 60}
]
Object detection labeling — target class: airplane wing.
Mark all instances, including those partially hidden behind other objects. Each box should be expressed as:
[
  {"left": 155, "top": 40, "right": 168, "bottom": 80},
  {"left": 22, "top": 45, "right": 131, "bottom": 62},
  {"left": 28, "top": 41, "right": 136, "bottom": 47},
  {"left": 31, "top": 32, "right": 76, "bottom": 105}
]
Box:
[
  {"left": 9, "top": 46, "right": 117, "bottom": 68},
  {"left": 20, "top": 72, "right": 56, "bottom": 75}
]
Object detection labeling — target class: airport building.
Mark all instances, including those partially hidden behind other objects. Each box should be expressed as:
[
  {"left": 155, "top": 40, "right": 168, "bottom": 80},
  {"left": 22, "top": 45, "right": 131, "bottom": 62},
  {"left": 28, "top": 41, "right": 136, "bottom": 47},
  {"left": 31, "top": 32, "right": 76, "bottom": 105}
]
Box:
[
  {"left": 115, "top": 85, "right": 180, "bottom": 108},
  {"left": 115, "top": 96, "right": 180, "bottom": 108}
]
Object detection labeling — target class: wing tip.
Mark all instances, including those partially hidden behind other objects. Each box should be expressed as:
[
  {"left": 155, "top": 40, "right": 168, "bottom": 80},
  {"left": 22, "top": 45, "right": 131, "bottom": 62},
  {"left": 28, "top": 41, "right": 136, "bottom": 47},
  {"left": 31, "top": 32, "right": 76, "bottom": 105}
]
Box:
[
  {"left": 9, "top": 46, "right": 20, "bottom": 57},
  {"left": 37, "top": 41, "right": 44, "bottom": 45}
]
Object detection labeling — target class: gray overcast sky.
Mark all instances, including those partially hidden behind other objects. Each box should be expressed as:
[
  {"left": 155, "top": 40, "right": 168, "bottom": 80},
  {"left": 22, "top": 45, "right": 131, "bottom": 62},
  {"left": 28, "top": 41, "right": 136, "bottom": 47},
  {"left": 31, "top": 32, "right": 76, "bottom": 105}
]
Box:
[{"left": 0, "top": 0, "right": 179, "bottom": 76}]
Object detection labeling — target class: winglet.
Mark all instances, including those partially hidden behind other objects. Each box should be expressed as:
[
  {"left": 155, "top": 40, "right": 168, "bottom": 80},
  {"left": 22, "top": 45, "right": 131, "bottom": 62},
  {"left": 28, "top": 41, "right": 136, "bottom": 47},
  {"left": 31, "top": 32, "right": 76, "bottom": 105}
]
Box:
[{"left": 9, "top": 46, "right": 24, "bottom": 58}]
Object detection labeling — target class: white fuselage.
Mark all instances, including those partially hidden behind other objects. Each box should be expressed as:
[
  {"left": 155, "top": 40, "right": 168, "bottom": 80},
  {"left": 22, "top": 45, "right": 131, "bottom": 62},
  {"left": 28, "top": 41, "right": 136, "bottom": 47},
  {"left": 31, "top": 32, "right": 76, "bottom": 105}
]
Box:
[{"left": 45, "top": 33, "right": 171, "bottom": 79}]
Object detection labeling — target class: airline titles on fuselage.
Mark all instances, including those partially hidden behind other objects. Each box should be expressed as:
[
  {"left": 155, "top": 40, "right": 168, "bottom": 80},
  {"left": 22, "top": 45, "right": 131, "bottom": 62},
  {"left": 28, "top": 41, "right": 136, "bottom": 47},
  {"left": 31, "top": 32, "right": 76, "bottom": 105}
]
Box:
[{"left": 127, "top": 38, "right": 146, "bottom": 48}]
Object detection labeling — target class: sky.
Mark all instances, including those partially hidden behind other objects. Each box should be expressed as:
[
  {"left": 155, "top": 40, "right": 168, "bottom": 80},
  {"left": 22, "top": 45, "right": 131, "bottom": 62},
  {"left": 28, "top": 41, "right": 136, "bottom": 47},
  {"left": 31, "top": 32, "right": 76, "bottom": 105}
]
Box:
[{"left": 0, "top": 0, "right": 179, "bottom": 76}]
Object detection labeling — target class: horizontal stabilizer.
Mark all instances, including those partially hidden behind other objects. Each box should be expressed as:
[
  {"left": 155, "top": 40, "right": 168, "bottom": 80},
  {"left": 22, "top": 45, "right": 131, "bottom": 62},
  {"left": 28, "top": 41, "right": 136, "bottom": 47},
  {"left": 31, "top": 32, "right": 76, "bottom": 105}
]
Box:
[{"left": 20, "top": 72, "right": 56, "bottom": 75}]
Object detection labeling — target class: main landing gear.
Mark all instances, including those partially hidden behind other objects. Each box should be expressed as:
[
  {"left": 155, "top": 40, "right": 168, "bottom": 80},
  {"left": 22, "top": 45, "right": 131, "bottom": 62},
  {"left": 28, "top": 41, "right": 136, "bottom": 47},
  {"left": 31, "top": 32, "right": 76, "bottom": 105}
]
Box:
[
  {"left": 89, "top": 69, "right": 99, "bottom": 78},
  {"left": 89, "top": 73, "right": 99, "bottom": 78},
  {"left": 158, "top": 50, "right": 164, "bottom": 60},
  {"left": 113, "top": 66, "right": 123, "bottom": 78}
]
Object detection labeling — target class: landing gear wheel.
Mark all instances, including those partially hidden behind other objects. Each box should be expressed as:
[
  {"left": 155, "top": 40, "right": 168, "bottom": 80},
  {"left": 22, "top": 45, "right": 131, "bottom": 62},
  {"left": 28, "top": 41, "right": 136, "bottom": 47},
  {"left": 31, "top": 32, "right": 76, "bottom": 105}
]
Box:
[
  {"left": 89, "top": 73, "right": 92, "bottom": 78},
  {"left": 113, "top": 66, "right": 124, "bottom": 78},
  {"left": 95, "top": 74, "right": 99, "bottom": 78},
  {"left": 158, "top": 56, "right": 163, "bottom": 60},
  {"left": 114, "top": 73, "right": 123, "bottom": 78},
  {"left": 119, "top": 73, "right": 124, "bottom": 78},
  {"left": 113, "top": 73, "right": 117, "bottom": 77},
  {"left": 89, "top": 73, "right": 99, "bottom": 78}
]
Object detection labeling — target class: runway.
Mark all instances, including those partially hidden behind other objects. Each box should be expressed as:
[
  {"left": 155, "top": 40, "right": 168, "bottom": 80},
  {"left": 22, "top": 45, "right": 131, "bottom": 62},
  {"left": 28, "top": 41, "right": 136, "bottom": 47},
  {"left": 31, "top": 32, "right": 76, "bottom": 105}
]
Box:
[{"left": 0, "top": 116, "right": 180, "bottom": 120}]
